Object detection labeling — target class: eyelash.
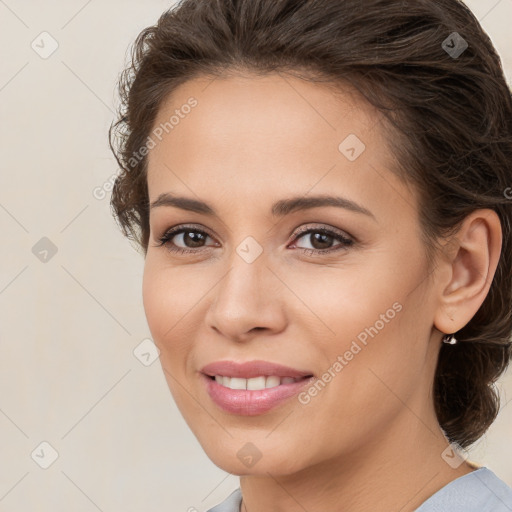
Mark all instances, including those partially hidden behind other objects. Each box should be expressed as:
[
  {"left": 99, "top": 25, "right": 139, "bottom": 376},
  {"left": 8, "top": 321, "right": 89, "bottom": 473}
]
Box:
[{"left": 155, "top": 224, "right": 354, "bottom": 256}]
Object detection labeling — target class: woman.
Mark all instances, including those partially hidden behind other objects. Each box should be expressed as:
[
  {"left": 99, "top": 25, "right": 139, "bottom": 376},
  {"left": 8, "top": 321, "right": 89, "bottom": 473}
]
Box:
[{"left": 109, "top": 0, "right": 512, "bottom": 510}]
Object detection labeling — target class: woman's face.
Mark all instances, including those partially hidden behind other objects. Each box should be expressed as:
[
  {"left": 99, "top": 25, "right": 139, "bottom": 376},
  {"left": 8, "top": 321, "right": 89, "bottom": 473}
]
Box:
[{"left": 143, "top": 72, "right": 444, "bottom": 475}]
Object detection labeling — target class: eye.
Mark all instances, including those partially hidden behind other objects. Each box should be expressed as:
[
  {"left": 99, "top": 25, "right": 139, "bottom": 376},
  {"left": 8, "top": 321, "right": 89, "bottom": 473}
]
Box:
[
  {"left": 154, "top": 224, "right": 354, "bottom": 256},
  {"left": 155, "top": 225, "right": 218, "bottom": 254},
  {"left": 289, "top": 225, "right": 354, "bottom": 255}
]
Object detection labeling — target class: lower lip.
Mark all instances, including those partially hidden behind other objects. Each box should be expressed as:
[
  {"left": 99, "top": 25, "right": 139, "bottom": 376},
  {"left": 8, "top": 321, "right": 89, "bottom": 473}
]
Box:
[{"left": 201, "top": 373, "right": 315, "bottom": 415}]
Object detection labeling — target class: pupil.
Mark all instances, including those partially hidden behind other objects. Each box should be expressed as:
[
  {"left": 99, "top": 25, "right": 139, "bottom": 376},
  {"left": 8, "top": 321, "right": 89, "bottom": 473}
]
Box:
[
  {"left": 311, "top": 233, "right": 332, "bottom": 250},
  {"left": 185, "top": 232, "right": 205, "bottom": 248}
]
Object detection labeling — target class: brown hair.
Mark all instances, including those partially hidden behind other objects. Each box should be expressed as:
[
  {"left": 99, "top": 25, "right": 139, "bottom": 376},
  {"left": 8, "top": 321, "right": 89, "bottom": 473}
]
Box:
[{"left": 109, "top": 0, "right": 512, "bottom": 449}]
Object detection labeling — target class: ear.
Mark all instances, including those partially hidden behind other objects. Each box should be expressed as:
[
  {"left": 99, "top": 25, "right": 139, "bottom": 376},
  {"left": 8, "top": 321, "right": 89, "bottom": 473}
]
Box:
[{"left": 433, "top": 209, "right": 502, "bottom": 337}]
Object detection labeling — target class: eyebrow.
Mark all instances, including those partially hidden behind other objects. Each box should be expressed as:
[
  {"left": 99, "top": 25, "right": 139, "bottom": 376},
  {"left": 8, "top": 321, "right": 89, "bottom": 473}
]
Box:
[{"left": 149, "top": 193, "right": 376, "bottom": 221}]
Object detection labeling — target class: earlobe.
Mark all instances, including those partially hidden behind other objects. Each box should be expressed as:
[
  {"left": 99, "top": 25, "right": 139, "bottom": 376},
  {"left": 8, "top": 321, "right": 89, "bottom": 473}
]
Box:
[{"left": 433, "top": 209, "right": 502, "bottom": 337}]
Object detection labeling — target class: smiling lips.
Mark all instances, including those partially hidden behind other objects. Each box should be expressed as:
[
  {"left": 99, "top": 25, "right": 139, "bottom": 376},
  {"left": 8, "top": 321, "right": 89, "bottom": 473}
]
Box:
[
  {"left": 200, "top": 360, "right": 315, "bottom": 415},
  {"left": 201, "top": 359, "right": 314, "bottom": 379}
]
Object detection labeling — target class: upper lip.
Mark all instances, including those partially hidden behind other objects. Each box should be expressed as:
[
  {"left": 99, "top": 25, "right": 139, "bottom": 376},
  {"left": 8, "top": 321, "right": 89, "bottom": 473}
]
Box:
[{"left": 201, "top": 360, "right": 314, "bottom": 379}]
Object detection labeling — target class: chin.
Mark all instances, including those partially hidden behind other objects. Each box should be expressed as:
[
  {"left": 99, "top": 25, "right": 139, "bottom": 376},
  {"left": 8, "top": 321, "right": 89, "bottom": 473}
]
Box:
[{"left": 198, "top": 436, "right": 307, "bottom": 476}]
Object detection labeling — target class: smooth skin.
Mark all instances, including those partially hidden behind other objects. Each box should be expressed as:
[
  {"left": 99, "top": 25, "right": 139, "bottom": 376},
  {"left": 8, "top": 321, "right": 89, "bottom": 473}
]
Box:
[{"left": 142, "top": 72, "right": 502, "bottom": 512}]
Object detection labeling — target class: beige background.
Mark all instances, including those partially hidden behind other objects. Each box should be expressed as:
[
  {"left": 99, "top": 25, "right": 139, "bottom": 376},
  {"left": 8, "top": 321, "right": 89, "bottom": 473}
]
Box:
[{"left": 0, "top": 1, "right": 511, "bottom": 510}]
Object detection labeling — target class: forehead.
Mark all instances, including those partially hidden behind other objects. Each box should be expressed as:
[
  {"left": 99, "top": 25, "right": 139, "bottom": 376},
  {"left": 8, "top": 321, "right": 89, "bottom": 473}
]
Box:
[
  {"left": 149, "top": 72, "right": 378, "bottom": 159},
  {"left": 146, "top": 72, "right": 417, "bottom": 222}
]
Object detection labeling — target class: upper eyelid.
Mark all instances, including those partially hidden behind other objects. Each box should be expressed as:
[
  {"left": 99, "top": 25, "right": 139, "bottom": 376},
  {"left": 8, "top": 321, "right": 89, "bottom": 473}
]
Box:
[
  {"left": 293, "top": 224, "right": 352, "bottom": 240},
  {"left": 161, "top": 224, "right": 216, "bottom": 240}
]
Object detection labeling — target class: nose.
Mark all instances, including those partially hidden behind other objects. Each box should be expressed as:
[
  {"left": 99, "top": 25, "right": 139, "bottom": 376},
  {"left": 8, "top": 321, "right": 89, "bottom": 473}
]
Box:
[{"left": 204, "top": 251, "right": 287, "bottom": 341}]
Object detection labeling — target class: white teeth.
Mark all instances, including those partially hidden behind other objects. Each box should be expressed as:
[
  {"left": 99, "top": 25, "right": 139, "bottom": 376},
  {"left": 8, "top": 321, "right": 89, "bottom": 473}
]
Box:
[
  {"left": 212, "top": 375, "right": 302, "bottom": 390},
  {"left": 265, "top": 376, "right": 280, "bottom": 388},
  {"left": 228, "top": 377, "right": 246, "bottom": 390},
  {"left": 247, "top": 376, "right": 266, "bottom": 390}
]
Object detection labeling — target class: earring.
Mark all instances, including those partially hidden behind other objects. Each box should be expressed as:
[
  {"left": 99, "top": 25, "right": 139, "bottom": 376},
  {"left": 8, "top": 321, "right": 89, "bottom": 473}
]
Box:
[{"left": 442, "top": 333, "right": 457, "bottom": 345}]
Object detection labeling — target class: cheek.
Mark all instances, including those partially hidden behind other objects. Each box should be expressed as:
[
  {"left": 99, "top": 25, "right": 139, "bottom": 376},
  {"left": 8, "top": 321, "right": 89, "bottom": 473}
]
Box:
[
  {"left": 321, "top": 304, "right": 429, "bottom": 436},
  {"left": 142, "top": 260, "right": 199, "bottom": 356},
  {"left": 142, "top": 261, "right": 201, "bottom": 409},
  {"left": 284, "top": 258, "right": 403, "bottom": 345},
  {"left": 293, "top": 251, "right": 430, "bottom": 401},
  {"left": 142, "top": 263, "right": 169, "bottom": 342}
]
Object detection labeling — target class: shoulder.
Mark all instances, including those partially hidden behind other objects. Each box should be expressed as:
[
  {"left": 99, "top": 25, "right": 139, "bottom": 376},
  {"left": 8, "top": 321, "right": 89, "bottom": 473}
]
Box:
[
  {"left": 203, "top": 469, "right": 512, "bottom": 512},
  {"left": 415, "top": 467, "right": 512, "bottom": 512},
  {"left": 204, "top": 488, "right": 242, "bottom": 512}
]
